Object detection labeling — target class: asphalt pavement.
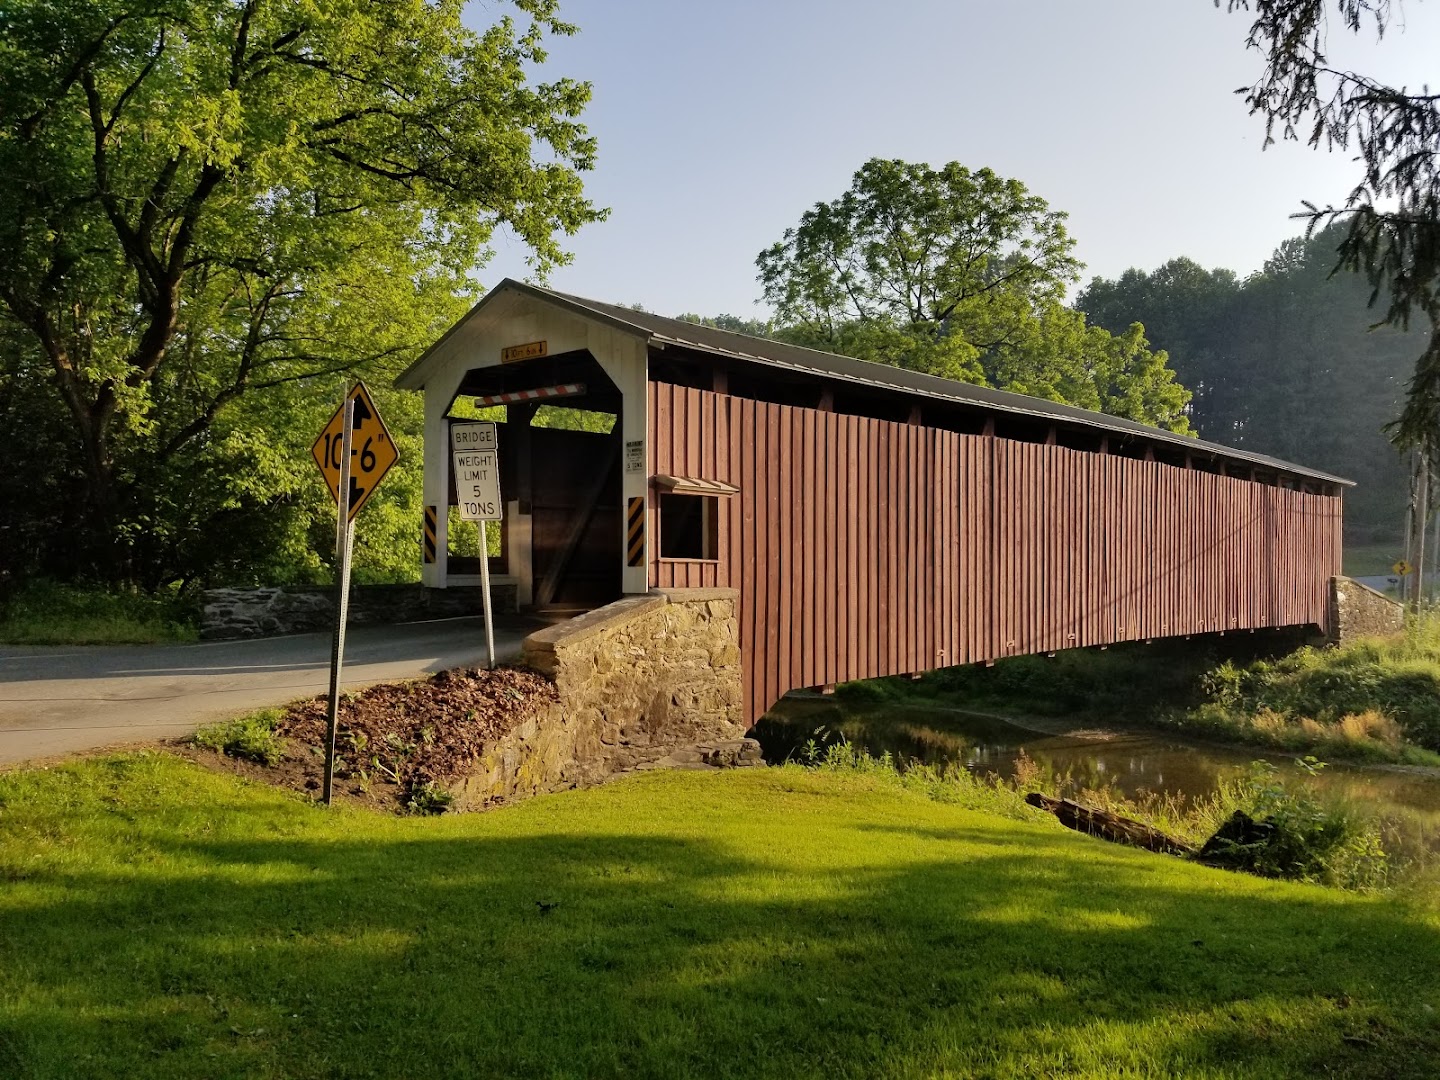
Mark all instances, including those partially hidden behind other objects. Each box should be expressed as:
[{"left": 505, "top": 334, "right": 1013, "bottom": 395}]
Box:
[{"left": 0, "top": 616, "right": 541, "bottom": 766}]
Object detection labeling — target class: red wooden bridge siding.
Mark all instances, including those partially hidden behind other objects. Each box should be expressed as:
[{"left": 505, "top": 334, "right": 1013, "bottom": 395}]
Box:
[{"left": 648, "top": 383, "right": 1343, "bottom": 726}]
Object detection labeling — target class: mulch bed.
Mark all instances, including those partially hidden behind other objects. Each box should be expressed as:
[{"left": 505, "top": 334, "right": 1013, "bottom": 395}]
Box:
[{"left": 176, "top": 666, "right": 558, "bottom": 813}]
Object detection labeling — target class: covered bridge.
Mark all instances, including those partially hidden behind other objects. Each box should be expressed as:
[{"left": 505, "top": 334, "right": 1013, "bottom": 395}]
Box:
[{"left": 396, "top": 279, "right": 1348, "bottom": 726}]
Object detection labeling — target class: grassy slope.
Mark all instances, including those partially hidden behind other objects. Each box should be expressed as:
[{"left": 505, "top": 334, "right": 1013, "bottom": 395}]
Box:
[
  {"left": 888, "top": 618, "right": 1440, "bottom": 765},
  {"left": 2, "top": 756, "right": 1439, "bottom": 1079},
  {"left": 0, "top": 582, "right": 196, "bottom": 645},
  {"left": 1342, "top": 543, "right": 1405, "bottom": 579}
]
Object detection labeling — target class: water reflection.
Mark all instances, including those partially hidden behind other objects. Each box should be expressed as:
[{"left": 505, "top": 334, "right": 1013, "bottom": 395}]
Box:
[{"left": 757, "top": 694, "right": 1440, "bottom": 851}]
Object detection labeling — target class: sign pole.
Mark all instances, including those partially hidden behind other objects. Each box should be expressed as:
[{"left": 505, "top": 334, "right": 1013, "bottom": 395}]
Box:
[
  {"left": 322, "top": 397, "right": 355, "bottom": 806},
  {"left": 479, "top": 521, "right": 496, "bottom": 669}
]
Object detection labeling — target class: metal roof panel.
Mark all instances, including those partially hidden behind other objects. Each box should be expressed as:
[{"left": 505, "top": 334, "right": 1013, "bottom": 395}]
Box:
[{"left": 403, "top": 280, "right": 1352, "bottom": 486}]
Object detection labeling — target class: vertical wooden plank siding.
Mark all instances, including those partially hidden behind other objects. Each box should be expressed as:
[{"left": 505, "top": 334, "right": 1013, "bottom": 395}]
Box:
[{"left": 645, "top": 383, "right": 1344, "bottom": 727}]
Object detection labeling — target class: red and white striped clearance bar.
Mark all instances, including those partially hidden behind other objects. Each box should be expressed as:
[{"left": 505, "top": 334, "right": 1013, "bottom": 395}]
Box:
[{"left": 474, "top": 383, "right": 586, "bottom": 407}]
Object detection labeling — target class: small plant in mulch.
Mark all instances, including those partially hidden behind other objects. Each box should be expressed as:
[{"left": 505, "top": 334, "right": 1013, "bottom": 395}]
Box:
[
  {"left": 186, "top": 667, "right": 557, "bottom": 813},
  {"left": 192, "top": 709, "right": 287, "bottom": 766},
  {"left": 404, "top": 781, "right": 456, "bottom": 816}
]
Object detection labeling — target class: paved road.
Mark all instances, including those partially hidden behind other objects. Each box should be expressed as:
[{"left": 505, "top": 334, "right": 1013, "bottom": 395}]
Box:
[
  {"left": 1353, "top": 575, "right": 1405, "bottom": 595},
  {"left": 0, "top": 617, "right": 541, "bottom": 766}
]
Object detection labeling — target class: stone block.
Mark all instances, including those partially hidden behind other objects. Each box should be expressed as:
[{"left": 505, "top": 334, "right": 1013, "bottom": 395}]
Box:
[{"left": 200, "top": 582, "right": 516, "bottom": 640}]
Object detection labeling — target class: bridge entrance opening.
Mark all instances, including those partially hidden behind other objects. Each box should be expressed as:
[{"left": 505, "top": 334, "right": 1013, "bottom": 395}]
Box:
[
  {"left": 528, "top": 423, "right": 621, "bottom": 609},
  {"left": 447, "top": 349, "right": 624, "bottom": 612}
]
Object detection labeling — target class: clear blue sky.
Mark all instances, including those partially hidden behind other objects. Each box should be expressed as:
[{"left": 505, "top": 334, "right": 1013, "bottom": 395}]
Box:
[{"left": 476, "top": 0, "right": 1440, "bottom": 318}]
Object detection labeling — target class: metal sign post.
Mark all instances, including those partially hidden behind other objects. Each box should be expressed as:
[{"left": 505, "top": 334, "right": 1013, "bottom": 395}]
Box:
[
  {"left": 477, "top": 521, "right": 496, "bottom": 670},
  {"left": 450, "top": 421, "right": 504, "bottom": 669},
  {"left": 322, "top": 398, "right": 354, "bottom": 806},
  {"left": 309, "top": 382, "right": 398, "bottom": 807}
]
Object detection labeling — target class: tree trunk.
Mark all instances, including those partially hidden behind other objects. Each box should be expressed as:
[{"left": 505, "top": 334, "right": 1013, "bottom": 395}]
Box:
[
  {"left": 40, "top": 334, "right": 131, "bottom": 581},
  {"left": 1413, "top": 444, "right": 1429, "bottom": 611}
]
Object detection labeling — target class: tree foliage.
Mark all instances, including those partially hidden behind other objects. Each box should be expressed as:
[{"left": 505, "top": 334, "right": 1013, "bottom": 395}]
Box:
[
  {"left": 1079, "top": 258, "right": 1245, "bottom": 436},
  {"left": 755, "top": 158, "right": 1193, "bottom": 432},
  {"left": 675, "top": 312, "right": 776, "bottom": 339},
  {"left": 757, "top": 159, "right": 1078, "bottom": 357},
  {"left": 0, "top": 0, "right": 601, "bottom": 588},
  {"left": 1224, "top": 0, "right": 1440, "bottom": 442}
]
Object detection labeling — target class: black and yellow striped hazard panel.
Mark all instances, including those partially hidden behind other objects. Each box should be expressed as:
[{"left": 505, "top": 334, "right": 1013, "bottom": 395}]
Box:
[
  {"left": 423, "top": 505, "right": 438, "bottom": 564},
  {"left": 626, "top": 497, "right": 645, "bottom": 568}
]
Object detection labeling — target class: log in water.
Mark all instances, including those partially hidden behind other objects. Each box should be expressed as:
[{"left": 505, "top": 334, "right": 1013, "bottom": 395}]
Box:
[{"left": 1024, "top": 792, "right": 1197, "bottom": 856}]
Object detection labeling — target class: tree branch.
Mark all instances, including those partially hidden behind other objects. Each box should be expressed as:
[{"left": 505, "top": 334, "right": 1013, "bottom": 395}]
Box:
[{"left": 18, "top": 14, "right": 133, "bottom": 138}]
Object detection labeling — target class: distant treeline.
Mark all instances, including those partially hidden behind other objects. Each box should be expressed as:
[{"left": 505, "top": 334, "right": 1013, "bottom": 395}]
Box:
[{"left": 1078, "top": 225, "right": 1426, "bottom": 544}]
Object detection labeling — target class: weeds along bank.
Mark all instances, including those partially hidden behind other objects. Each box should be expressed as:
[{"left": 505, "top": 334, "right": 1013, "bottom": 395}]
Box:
[
  {"left": 798, "top": 740, "right": 1403, "bottom": 893},
  {"left": 1186, "top": 618, "right": 1440, "bottom": 763},
  {"left": 854, "top": 614, "right": 1440, "bottom": 767}
]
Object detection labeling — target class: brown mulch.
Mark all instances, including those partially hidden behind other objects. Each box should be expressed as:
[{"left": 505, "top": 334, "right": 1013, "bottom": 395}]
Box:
[{"left": 178, "top": 666, "right": 558, "bottom": 812}]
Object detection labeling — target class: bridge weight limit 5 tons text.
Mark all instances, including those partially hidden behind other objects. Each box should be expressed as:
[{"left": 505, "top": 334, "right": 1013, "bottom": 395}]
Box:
[
  {"left": 451, "top": 421, "right": 503, "bottom": 671},
  {"left": 452, "top": 420, "right": 502, "bottom": 522}
]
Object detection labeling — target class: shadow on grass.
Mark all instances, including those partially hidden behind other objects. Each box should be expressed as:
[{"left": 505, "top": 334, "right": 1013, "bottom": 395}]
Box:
[{"left": 3, "top": 792, "right": 1440, "bottom": 1078}]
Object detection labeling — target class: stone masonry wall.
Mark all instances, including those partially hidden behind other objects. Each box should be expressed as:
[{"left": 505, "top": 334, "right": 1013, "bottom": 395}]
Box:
[
  {"left": 1324, "top": 578, "right": 1405, "bottom": 648},
  {"left": 200, "top": 583, "right": 518, "bottom": 640},
  {"left": 447, "top": 588, "right": 747, "bottom": 808},
  {"left": 1329, "top": 576, "right": 1405, "bottom": 644}
]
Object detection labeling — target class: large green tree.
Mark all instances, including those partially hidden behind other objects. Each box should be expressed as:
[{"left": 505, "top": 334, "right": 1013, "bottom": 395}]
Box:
[
  {"left": 0, "top": 0, "right": 601, "bottom": 586},
  {"left": 756, "top": 159, "right": 1193, "bottom": 432}
]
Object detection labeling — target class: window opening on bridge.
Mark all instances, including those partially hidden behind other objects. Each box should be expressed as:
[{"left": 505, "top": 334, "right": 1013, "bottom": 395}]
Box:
[
  {"left": 446, "top": 399, "right": 506, "bottom": 422},
  {"left": 659, "top": 494, "right": 719, "bottom": 560}
]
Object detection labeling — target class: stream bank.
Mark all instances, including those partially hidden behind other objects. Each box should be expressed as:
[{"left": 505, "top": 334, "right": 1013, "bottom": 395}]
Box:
[{"left": 755, "top": 693, "right": 1440, "bottom": 865}]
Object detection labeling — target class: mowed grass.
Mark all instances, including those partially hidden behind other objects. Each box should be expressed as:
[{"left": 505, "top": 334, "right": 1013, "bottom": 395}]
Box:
[{"left": 3, "top": 756, "right": 1439, "bottom": 1079}]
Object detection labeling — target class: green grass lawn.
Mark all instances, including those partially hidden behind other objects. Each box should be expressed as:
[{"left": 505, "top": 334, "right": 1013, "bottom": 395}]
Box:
[{"left": 3, "top": 755, "right": 1439, "bottom": 1079}]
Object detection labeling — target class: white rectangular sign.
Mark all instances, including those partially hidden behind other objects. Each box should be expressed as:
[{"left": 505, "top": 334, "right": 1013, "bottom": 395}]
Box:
[
  {"left": 451, "top": 420, "right": 498, "bottom": 453},
  {"left": 453, "top": 449, "right": 503, "bottom": 521}
]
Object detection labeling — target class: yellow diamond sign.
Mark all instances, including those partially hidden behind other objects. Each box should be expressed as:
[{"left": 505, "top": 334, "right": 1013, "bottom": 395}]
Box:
[
  {"left": 311, "top": 382, "right": 399, "bottom": 522},
  {"left": 1393, "top": 559, "right": 1413, "bottom": 577}
]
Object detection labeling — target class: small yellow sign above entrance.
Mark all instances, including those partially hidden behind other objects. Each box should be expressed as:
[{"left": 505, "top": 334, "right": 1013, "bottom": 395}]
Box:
[
  {"left": 311, "top": 382, "right": 399, "bottom": 522},
  {"left": 501, "top": 339, "right": 547, "bottom": 364}
]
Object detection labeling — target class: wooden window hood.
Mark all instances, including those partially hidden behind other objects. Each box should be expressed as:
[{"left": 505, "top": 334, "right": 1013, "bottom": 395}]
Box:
[{"left": 651, "top": 475, "right": 739, "bottom": 496}]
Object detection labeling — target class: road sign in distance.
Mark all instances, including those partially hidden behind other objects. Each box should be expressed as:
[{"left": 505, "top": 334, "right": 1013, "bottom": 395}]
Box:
[
  {"left": 1394, "top": 560, "right": 1413, "bottom": 576},
  {"left": 311, "top": 382, "right": 399, "bottom": 522},
  {"left": 453, "top": 449, "right": 503, "bottom": 521}
]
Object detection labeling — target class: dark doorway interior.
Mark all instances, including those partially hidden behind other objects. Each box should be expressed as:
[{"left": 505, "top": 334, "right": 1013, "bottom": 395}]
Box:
[
  {"left": 449, "top": 349, "right": 624, "bottom": 612},
  {"left": 529, "top": 425, "right": 622, "bottom": 608}
]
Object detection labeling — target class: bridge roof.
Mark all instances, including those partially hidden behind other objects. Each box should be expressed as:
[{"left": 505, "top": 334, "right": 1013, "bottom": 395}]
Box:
[{"left": 400, "top": 279, "right": 1352, "bottom": 487}]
